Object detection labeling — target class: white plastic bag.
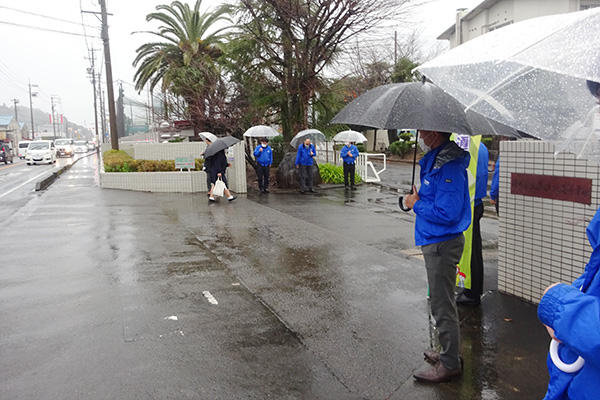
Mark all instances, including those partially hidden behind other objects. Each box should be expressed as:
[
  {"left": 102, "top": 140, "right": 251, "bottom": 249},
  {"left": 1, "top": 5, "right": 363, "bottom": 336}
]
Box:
[{"left": 213, "top": 177, "right": 226, "bottom": 198}]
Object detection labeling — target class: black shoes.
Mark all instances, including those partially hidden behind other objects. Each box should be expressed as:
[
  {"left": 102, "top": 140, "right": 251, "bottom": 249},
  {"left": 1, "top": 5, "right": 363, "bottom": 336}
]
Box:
[
  {"left": 456, "top": 293, "right": 480, "bottom": 306},
  {"left": 309, "top": 188, "right": 316, "bottom": 193}
]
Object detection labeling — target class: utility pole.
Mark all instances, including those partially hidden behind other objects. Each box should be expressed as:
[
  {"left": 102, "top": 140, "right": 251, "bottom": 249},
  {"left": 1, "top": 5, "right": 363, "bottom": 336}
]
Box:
[
  {"left": 11, "top": 99, "right": 19, "bottom": 123},
  {"left": 86, "top": 49, "right": 101, "bottom": 153},
  {"left": 28, "top": 81, "right": 38, "bottom": 140},
  {"left": 98, "top": 79, "right": 107, "bottom": 143},
  {"left": 99, "top": 0, "right": 119, "bottom": 150},
  {"left": 51, "top": 97, "right": 57, "bottom": 140}
]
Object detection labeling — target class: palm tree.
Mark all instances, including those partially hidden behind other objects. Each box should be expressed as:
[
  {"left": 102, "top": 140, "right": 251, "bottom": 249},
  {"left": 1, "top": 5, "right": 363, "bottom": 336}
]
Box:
[{"left": 133, "top": 0, "right": 231, "bottom": 132}]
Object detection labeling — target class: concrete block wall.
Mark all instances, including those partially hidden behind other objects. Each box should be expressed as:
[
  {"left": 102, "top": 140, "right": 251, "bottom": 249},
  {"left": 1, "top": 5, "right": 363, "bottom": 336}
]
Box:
[
  {"left": 101, "top": 171, "right": 208, "bottom": 193},
  {"left": 499, "top": 140, "right": 600, "bottom": 303},
  {"left": 100, "top": 141, "right": 247, "bottom": 194}
]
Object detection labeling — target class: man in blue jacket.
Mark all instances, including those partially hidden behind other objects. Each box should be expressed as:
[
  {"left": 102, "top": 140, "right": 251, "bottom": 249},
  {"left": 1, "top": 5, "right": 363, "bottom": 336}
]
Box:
[
  {"left": 538, "top": 206, "right": 600, "bottom": 399},
  {"left": 489, "top": 157, "right": 500, "bottom": 215},
  {"left": 405, "top": 130, "right": 471, "bottom": 383},
  {"left": 457, "top": 142, "right": 489, "bottom": 306},
  {"left": 253, "top": 138, "right": 273, "bottom": 193},
  {"left": 340, "top": 141, "right": 359, "bottom": 190},
  {"left": 295, "top": 137, "right": 317, "bottom": 194},
  {"left": 537, "top": 80, "right": 600, "bottom": 400}
]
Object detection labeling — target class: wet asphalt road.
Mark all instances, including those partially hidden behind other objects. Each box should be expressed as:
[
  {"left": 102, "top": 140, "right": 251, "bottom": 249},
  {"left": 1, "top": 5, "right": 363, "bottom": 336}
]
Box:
[{"left": 0, "top": 156, "right": 550, "bottom": 399}]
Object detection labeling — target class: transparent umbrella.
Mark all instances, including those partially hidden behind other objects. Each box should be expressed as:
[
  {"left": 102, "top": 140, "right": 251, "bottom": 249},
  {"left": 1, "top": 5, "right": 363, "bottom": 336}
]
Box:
[
  {"left": 418, "top": 7, "right": 600, "bottom": 160},
  {"left": 243, "top": 125, "right": 281, "bottom": 138},
  {"left": 333, "top": 130, "right": 368, "bottom": 143},
  {"left": 290, "top": 129, "right": 326, "bottom": 148},
  {"left": 198, "top": 132, "right": 218, "bottom": 142}
]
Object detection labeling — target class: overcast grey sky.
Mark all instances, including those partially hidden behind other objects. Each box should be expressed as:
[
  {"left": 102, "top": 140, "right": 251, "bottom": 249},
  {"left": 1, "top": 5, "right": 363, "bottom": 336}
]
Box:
[{"left": 0, "top": 0, "right": 481, "bottom": 127}]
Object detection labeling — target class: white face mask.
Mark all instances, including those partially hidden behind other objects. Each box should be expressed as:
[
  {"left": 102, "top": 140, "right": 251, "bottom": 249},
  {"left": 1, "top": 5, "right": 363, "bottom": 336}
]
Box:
[
  {"left": 261, "top": 143, "right": 267, "bottom": 148},
  {"left": 418, "top": 137, "right": 431, "bottom": 153},
  {"left": 345, "top": 142, "right": 350, "bottom": 146}
]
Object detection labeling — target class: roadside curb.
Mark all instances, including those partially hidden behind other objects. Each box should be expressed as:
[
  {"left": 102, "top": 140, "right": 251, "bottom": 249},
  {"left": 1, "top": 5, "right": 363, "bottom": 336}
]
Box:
[{"left": 34, "top": 153, "right": 94, "bottom": 191}]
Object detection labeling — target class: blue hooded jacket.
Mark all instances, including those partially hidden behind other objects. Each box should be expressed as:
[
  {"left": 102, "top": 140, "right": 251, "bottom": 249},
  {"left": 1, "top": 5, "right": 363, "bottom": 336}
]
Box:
[
  {"left": 340, "top": 144, "right": 359, "bottom": 164},
  {"left": 537, "top": 207, "right": 600, "bottom": 400},
  {"left": 253, "top": 144, "right": 273, "bottom": 166},
  {"left": 413, "top": 141, "right": 471, "bottom": 246},
  {"left": 295, "top": 143, "right": 316, "bottom": 166},
  {"left": 489, "top": 158, "right": 500, "bottom": 201},
  {"left": 475, "top": 143, "right": 489, "bottom": 205}
]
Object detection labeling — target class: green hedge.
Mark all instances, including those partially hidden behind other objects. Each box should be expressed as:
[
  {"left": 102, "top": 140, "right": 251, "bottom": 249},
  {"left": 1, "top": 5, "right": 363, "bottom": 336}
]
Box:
[
  {"left": 318, "top": 163, "right": 362, "bottom": 184},
  {"left": 103, "top": 150, "right": 204, "bottom": 172}
]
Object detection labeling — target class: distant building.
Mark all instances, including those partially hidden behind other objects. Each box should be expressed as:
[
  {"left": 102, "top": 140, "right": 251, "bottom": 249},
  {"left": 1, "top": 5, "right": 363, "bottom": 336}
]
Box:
[
  {"left": 0, "top": 115, "right": 20, "bottom": 148},
  {"left": 438, "top": 0, "right": 600, "bottom": 48}
]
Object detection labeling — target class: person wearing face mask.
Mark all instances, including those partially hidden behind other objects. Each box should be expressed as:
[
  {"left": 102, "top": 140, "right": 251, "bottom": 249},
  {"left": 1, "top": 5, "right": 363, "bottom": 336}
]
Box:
[
  {"left": 404, "top": 130, "right": 471, "bottom": 383},
  {"left": 295, "top": 137, "right": 317, "bottom": 194},
  {"left": 340, "top": 141, "right": 359, "bottom": 190},
  {"left": 253, "top": 138, "right": 273, "bottom": 193}
]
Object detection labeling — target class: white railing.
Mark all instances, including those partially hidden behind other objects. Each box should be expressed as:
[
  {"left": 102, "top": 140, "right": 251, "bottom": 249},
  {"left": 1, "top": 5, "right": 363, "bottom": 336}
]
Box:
[{"left": 315, "top": 142, "right": 386, "bottom": 183}]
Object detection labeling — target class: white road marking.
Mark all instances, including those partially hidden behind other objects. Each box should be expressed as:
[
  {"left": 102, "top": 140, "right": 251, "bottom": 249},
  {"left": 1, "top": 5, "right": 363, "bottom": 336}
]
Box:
[
  {"left": 203, "top": 291, "right": 218, "bottom": 305},
  {"left": 164, "top": 315, "right": 178, "bottom": 321},
  {"left": 0, "top": 169, "right": 53, "bottom": 199}
]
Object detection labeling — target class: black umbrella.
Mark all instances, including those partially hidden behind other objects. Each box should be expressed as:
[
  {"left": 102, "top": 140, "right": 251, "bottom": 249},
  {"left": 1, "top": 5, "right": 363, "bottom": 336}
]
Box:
[
  {"left": 330, "top": 81, "right": 521, "bottom": 211},
  {"left": 203, "top": 136, "right": 241, "bottom": 158}
]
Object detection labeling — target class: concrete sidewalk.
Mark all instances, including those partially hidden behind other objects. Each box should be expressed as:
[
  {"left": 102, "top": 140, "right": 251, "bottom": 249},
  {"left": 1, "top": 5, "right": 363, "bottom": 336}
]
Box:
[{"left": 0, "top": 155, "right": 550, "bottom": 400}]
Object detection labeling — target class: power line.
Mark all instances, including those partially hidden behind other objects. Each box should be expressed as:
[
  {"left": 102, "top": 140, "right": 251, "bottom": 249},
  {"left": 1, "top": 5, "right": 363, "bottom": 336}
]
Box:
[
  {"left": 0, "top": 5, "right": 97, "bottom": 28},
  {"left": 0, "top": 20, "right": 100, "bottom": 38}
]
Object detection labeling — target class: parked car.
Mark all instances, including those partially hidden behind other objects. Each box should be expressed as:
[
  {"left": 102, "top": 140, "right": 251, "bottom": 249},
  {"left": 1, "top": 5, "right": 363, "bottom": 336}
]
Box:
[
  {"left": 87, "top": 141, "right": 97, "bottom": 152},
  {"left": 54, "top": 138, "right": 74, "bottom": 158},
  {"left": 0, "top": 142, "right": 14, "bottom": 164},
  {"left": 26, "top": 141, "right": 56, "bottom": 165},
  {"left": 73, "top": 140, "right": 88, "bottom": 153},
  {"left": 18, "top": 141, "right": 31, "bottom": 159}
]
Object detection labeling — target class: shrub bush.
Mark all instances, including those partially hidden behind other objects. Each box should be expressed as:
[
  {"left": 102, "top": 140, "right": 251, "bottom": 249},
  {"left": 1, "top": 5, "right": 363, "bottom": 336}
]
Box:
[
  {"left": 389, "top": 140, "right": 415, "bottom": 158},
  {"left": 103, "top": 150, "right": 204, "bottom": 172},
  {"left": 318, "top": 163, "right": 362, "bottom": 184},
  {"left": 269, "top": 135, "right": 286, "bottom": 167}
]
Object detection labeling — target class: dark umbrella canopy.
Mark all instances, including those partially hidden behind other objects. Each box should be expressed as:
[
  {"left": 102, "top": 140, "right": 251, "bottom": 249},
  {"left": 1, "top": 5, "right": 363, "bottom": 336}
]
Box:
[
  {"left": 330, "top": 82, "right": 520, "bottom": 137},
  {"left": 203, "top": 136, "right": 241, "bottom": 158}
]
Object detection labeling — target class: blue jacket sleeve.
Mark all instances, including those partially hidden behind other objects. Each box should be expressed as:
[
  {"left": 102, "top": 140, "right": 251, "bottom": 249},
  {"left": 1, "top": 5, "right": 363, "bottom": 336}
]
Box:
[
  {"left": 295, "top": 148, "right": 302, "bottom": 165},
  {"left": 352, "top": 146, "right": 359, "bottom": 159},
  {"left": 311, "top": 145, "right": 317, "bottom": 158},
  {"left": 413, "top": 163, "right": 468, "bottom": 226},
  {"left": 490, "top": 158, "right": 500, "bottom": 200},
  {"left": 538, "top": 284, "right": 600, "bottom": 363},
  {"left": 253, "top": 145, "right": 261, "bottom": 157}
]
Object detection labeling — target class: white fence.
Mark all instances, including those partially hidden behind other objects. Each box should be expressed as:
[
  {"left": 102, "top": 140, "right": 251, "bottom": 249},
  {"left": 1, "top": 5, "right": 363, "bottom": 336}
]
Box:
[{"left": 316, "top": 143, "right": 386, "bottom": 183}]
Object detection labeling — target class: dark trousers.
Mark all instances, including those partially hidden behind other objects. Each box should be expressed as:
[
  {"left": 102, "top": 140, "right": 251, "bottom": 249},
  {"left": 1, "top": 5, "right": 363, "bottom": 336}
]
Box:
[
  {"left": 422, "top": 234, "right": 465, "bottom": 370},
  {"left": 257, "top": 164, "right": 270, "bottom": 191},
  {"left": 465, "top": 203, "right": 484, "bottom": 299},
  {"left": 298, "top": 164, "right": 313, "bottom": 191},
  {"left": 343, "top": 162, "right": 356, "bottom": 186}
]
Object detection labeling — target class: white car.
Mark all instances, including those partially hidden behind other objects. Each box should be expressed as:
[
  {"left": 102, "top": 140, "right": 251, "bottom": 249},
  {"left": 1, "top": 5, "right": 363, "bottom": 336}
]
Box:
[
  {"left": 87, "top": 142, "right": 97, "bottom": 152},
  {"left": 18, "top": 141, "right": 31, "bottom": 159},
  {"left": 26, "top": 141, "right": 57, "bottom": 165},
  {"left": 54, "top": 138, "right": 74, "bottom": 158},
  {"left": 73, "top": 140, "right": 88, "bottom": 153}
]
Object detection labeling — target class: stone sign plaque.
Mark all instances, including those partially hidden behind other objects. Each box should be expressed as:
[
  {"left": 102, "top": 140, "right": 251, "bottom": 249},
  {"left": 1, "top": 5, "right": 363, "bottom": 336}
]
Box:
[{"left": 511, "top": 173, "right": 592, "bottom": 205}]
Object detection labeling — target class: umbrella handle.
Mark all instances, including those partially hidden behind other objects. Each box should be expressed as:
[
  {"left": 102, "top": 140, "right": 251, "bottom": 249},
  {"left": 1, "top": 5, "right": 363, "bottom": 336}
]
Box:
[
  {"left": 399, "top": 192, "right": 413, "bottom": 212},
  {"left": 549, "top": 339, "right": 585, "bottom": 373}
]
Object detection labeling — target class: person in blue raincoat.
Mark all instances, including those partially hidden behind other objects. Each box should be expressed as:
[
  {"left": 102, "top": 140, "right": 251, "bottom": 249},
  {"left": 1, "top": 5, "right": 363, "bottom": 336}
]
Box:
[
  {"left": 295, "top": 138, "right": 317, "bottom": 194},
  {"left": 340, "top": 141, "right": 359, "bottom": 189},
  {"left": 489, "top": 157, "right": 500, "bottom": 215},
  {"left": 537, "top": 80, "right": 600, "bottom": 400},
  {"left": 405, "top": 130, "right": 471, "bottom": 383},
  {"left": 253, "top": 138, "right": 273, "bottom": 193},
  {"left": 537, "top": 207, "right": 600, "bottom": 399}
]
